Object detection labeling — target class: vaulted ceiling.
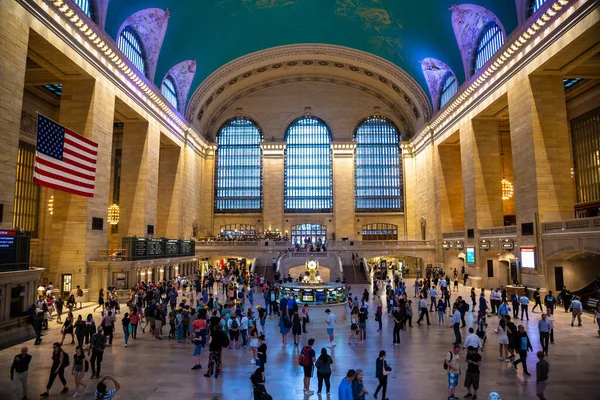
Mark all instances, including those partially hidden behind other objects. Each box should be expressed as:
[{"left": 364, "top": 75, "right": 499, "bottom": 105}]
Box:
[{"left": 105, "top": 0, "right": 517, "bottom": 109}]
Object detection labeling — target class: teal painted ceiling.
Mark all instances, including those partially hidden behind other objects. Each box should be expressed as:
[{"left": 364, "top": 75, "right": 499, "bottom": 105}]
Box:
[{"left": 105, "top": 0, "right": 517, "bottom": 107}]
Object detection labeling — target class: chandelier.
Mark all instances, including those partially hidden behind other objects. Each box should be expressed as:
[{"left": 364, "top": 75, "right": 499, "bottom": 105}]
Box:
[
  {"left": 107, "top": 204, "right": 120, "bottom": 225},
  {"left": 499, "top": 123, "right": 514, "bottom": 201},
  {"left": 501, "top": 178, "right": 514, "bottom": 200}
]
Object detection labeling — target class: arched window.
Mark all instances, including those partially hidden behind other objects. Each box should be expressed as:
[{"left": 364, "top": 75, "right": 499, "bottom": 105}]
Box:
[
  {"left": 73, "top": 0, "right": 92, "bottom": 18},
  {"left": 118, "top": 26, "right": 146, "bottom": 76},
  {"left": 291, "top": 224, "right": 327, "bottom": 245},
  {"left": 161, "top": 76, "right": 178, "bottom": 109},
  {"left": 284, "top": 117, "right": 333, "bottom": 213},
  {"left": 362, "top": 223, "right": 398, "bottom": 241},
  {"left": 529, "top": 0, "right": 547, "bottom": 15},
  {"left": 473, "top": 23, "right": 504, "bottom": 75},
  {"left": 214, "top": 118, "right": 263, "bottom": 212},
  {"left": 439, "top": 73, "right": 458, "bottom": 109},
  {"left": 354, "top": 117, "right": 403, "bottom": 212}
]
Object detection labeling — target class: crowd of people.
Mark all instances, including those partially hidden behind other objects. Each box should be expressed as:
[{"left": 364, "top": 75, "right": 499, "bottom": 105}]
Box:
[{"left": 10, "top": 259, "right": 600, "bottom": 400}]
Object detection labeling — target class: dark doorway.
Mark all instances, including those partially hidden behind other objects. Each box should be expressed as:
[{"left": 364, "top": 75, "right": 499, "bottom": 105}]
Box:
[
  {"left": 554, "top": 267, "right": 564, "bottom": 291},
  {"left": 510, "top": 261, "right": 519, "bottom": 285},
  {"left": 487, "top": 260, "right": 494, "bottom": 278},
  {"left": 10, "top": 285, "right": 25, "bottom": 318}
]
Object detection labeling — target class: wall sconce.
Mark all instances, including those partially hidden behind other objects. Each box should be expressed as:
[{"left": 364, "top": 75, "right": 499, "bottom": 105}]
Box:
[
  {"left": 107, "top": 204, "right": 120, "bottom": 225},
  {"left": 480, "top": 240, "right": 490, "bottom": 250},
  {"left": 47, "top": 196, "right": 54, "bottom": 215}
]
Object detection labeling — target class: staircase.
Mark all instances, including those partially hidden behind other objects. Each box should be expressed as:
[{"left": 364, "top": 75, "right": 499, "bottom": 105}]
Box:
[{"left": 343, "top": 262, "right": 370, "bottom": 285}]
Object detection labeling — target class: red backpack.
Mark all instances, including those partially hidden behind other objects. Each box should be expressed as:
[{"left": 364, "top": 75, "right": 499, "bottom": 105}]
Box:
[{"left": 297, "top": 346, "right": 311, "bottom": 366}]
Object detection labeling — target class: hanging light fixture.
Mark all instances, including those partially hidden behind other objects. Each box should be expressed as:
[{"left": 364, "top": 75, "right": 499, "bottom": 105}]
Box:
[
  {"left": 107, "top": 204, "right": 120, "bottom": 225},
  {"left": 499, "top": 122, "right": 514, "bottom": 201}
]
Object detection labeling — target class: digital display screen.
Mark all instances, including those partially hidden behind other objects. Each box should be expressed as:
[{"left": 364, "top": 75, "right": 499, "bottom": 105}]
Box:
[
  {"left": 302, "top": 290, "right": 314, "bottom": 302},
  {"left": 466, "top": 247, "right": 475, "bottom": 263},
  {"left": 520, "top": 248, "right": 536, "bottom": 269}
]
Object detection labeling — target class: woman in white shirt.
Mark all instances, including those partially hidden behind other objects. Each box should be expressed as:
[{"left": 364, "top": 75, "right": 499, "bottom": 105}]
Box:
[{"left": 495, "top": 318, "right": 509, "bottom": 361}]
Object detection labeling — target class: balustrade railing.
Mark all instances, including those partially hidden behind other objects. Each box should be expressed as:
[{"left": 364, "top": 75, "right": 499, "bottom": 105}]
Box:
[
  {"left": 442, "top": 231, "right": 465, "bottom": 239},
  {"left": 542, "top": 216, "right": 600, "bottom": 234},
  {"left": 479, "top": 226, "right": 517, "bottom": 237}
]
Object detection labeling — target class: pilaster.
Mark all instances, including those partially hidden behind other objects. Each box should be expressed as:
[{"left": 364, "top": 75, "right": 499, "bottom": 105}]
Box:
[
  {"left": 157, "top": 144, "right": 183, "bottom": 238},
  {"left": 331, "top": 141, "right": 356, "bottom": 240},
  {"left": 261, "top": 143, "right": 285, "bottom": 232}
]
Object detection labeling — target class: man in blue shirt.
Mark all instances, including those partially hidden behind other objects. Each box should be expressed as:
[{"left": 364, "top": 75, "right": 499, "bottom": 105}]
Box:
[
  {"left": 538, "top": 313, "right": 551, "bottom": 356},
  {"left": 451, "top": 307, "right": 462, "bottom": 344},
  {"left": 338, "top": 369, "right": 356, "bottom": 400},
  {"left": 498, "top": 300, "right": 510, "bottom": 318},
  {"left": 520, "top": 294, "right": 530, "bottom": 321},
  {"left": 570, "top": 297, "right": 583, "bottom": 327}
]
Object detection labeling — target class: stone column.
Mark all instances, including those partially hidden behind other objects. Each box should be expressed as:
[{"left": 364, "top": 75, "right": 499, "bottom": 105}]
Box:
[
  {"left": 198, "top": 147, "right": 215, "bottom": 236},
  {"left": 261, "top": 143, "right": 285, "bottom": 232},
  {"left": 459, "top": 118, "right": 503, "bottom": 286},
  {"left": 331, "top": 142, "right": 356, "bottom": 240},
  {"left": 0, "top": 6, "right": 29, "bottom": 229},
  {"left": 182, "top": 139, "right": 200, "bottom": 238},
  {"left": 157, "top": 145, "right": 183, "bottom": 238},
  {"left": 119, "top": 121, "right": 160, "bottom": 237},
  {"left": 50, "top": 80, "right": 115, "bottom": 290},
  {"left": 507, "top": 75, "right": 575, "bottom": 288},
  {"left": 402, "top": 143, "right": 417, "bottom": 240},
  {"left": 437, "top": 143, "right": 464, "bottom": 233}
]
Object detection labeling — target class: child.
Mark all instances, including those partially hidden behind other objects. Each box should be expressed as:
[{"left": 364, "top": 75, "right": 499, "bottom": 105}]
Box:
[{"left": 191, "top": 330, "right": 203, "bottom": 370}]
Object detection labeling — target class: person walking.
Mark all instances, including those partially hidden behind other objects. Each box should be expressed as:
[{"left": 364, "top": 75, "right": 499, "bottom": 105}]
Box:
[
  {"left": 301, "top": 304, "right": 309, "bottom": 334},
  {"left": 496, "top": 318, "right": 510, "bottom": 362},
  {"left": 374, "top": 350, "right": 391, "bottom": 400},
  {"left": 94, "top": 375, "right": 120, "bottom": 399},
  {"left": 513, "top": 325, "right": 533, "bottom": 376},
  {"left": 325, "top": 309, "right": 336, "bottom": 347},
  {"left": 88, "top": 326, "right": 106, "bottom": 379},
  {"left": 538, "top": 314, "right": 551, "bottom": 356},
  {"left": 291, "top": 309, "right": 302, "bottom": 347},
  {"left": 429, "top": 287, "right": 438, "bottom": 312},
  {"left": 60, "top": 312, "right": 75, "bottom": 346},
  {"left": 444, "top": 344, "right": 461, "bottom": 400},
  {"left": 392, "top": 306, "right": 402, "bottom": 345},
  {"left": 10, "top": 346, "right": 31, "bottom": 400},
  {"left": 544, "top": 291, "right": 556, "bottom": 315},
  {"left": 94, "top": 289, "right": 104, "bottom": 312},
  {"left": 536, "top": 351, "right": 550, "bottom": 400},
  {"left": 315, "top": 347, "right": 333, "bottom": 395},
  {"left": 352, "top": 369, "right": 369, "bottom": 400},
  {"left": 511, "top": 293, "right": 520, "bottom": 319},
  {"left": 520, "top": 294, "right": 530, "bottom": 321},
  {"left": 121, "top": 312, "right": 131, "bottom": 347},
  {"left": 204, "top": 324, "right": 230, "bottom": 378},
  {"left": 417, "top": 295, "right": 430, "bottom": 325},
  {"left": 464, "top": 346, "right": 481, "bottom": 399},
  {"left": 570, "top": 297, "right": 583, "bottom": 327},
  {"left": 338, "top": 369, "right": 356, "bottom": 400},
  {"left": 532, "top": 288, "right": 542, "bottom": 313},
  {"left": 40, "top": 343, "right": 69, "bottom": 397},
  {"left": 71, "top": 346, "right": 88, "bottom": 397},
  {"left": 101, "top": 311, "right": 115, "bottom": 346},
  {"left": 299, "top": 338, "right": 317, "bottom": 395},
  {"left": 451, "top": 307, "right": 462, "bottom": 345},
  {"left": 437, "top": 299, "right": 447, "bottom": 325}
]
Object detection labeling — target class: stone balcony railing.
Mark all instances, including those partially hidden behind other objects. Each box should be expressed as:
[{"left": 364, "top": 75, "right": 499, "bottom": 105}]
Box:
[
  {"left": 479, "top": 226, "right": 517, "bottom": 237},
  {"left": 442, "top": 231, "right": 465, "bottom": 239},
  {"left": 195, "top": 239, "right": 434, "bottom": 251},
  {"left": 542, "top": 216, "right": 600, "bottom": 234}
]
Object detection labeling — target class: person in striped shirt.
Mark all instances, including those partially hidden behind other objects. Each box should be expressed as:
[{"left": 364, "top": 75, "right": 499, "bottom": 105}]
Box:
[{"left": 94, "top": 375, "right": 120, "bottom": 400}]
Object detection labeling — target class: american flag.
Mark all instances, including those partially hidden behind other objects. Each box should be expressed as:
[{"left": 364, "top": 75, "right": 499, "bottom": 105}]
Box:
[{"left": 33, "top": 114, "right": 98, "bottom": 198}]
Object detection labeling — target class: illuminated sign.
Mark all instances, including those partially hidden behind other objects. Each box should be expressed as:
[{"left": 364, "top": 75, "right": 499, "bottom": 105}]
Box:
[
  {"left": 520, "top": 247, "right": 536, "bottom": 269},
  {"left": 466, "top": 247, "right": 475, "bottom": 264}
]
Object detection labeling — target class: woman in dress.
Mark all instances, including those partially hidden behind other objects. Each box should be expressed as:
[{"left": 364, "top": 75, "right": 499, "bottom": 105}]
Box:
[
  {"left": 71, "top": 345, "right": 87, "bottom": 397},
  {"left": 60, "top": 312, "right": 74, "bottom": 346},
  {"left": 73, "top": 314, "right": 86, "bottom": 348},
  {"left": 278, "top": 309, "right": 291, "bottom": 345},
  {"left": 496, "top": 318, "right": 510, "bottom": 361},
  {"left": 248, "top": 321, "right": 259, "bottom": 363},
  {"left": 94, "top": 289, "right": 104, "bottom": 312}
]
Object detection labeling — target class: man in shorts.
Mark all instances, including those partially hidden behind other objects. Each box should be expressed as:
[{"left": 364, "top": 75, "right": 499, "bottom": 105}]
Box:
[
  {"left": 300, "top": 338, "right": 317, "bottom": 395},
  {"left": 445, "top": 344, "right": 461, "bottom": 400},
  {"left": 464, "top": 346, "right": 481, "bottom": 399},
  {"left": 325, "top": 309, "right": 336, "bottom": 347},
  {"left": 536, "top": 351, "right": 549, "bottom": 400}
]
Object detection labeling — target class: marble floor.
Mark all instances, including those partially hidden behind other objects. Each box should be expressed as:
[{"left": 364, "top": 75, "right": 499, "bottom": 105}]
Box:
[{"left": 1, "top": 280, "right": 599, "bottom": 400}]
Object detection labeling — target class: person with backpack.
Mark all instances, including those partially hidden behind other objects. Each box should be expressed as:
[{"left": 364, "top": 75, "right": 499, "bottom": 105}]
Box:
[
  {"left": 444, "top": 344, "right": 461, "bottom": 400},
  {"left": 251, "top": 367, "right": 271, "bottom": 400},
  {"left": 72, "top": 345, "right": 88, "bottom": 397},
  {"left": 88, "top": 326, "right": 106, "bottom": 379},
  {"left": 315, "top": 347, "right": 334, "bottom": 395},
  {"left": 298, "top": 338, "right": 317, "bottom": 395},
  {"left": 228, "top": 314, "right": 241, "bottom": 349},
  {"left": 204, "top": 324, "right": 230, "bottom": 378},
  {"left": 40, "top": 342, "right": 69, "bottom": 397}
]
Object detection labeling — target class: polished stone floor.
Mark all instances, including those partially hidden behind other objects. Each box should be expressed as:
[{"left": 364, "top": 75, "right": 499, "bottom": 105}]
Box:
[{"left": 1, "top": 279, "right": 599, "bottom": 400}]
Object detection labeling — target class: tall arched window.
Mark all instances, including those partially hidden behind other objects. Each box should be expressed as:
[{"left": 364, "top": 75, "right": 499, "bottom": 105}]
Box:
[
  {"left": 214, "top": 118, "right": 263, "bottom": 212},
  {"left": 161, "top": 76, "right": 178, "bottom": 109},
  {"left": 439, "top": 73, "right": 458, "bottom": 109},
  {"left": 284, "top": 117, "right": 332, "bottom": 213},
  {"left": 354, "top": 117, "right": 403, "bottom": 212},
  {"left": 473, "top": 23, "right": 504, "bottom": 75},
  {"left": 118, "top": 26, "right": 146, "bottom": 76},
  {"left": 529, "top": 0, "right": 547, "bottom": 15},
  {"left": 291, "top": 224, "right": 327, "bottom": 245},
  {"left": 73, "top": 0, "right": 92, "bottom": 18}
]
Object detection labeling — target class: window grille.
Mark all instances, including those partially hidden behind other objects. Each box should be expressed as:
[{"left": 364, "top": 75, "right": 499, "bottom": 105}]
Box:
[
  {"left": 162, "top": 76, "right": 178, "bottom": 109},
  {"left": 473, "top": 23, "right": 504, "bottom": 75},
  {"left": 118, "top": 26, "right": 146, "bottom": 76}
]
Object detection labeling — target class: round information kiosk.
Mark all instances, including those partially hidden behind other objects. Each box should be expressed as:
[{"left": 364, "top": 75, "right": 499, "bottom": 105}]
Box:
[{"left": 280, "top": 257, "right": 347, "bottom": 321}]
